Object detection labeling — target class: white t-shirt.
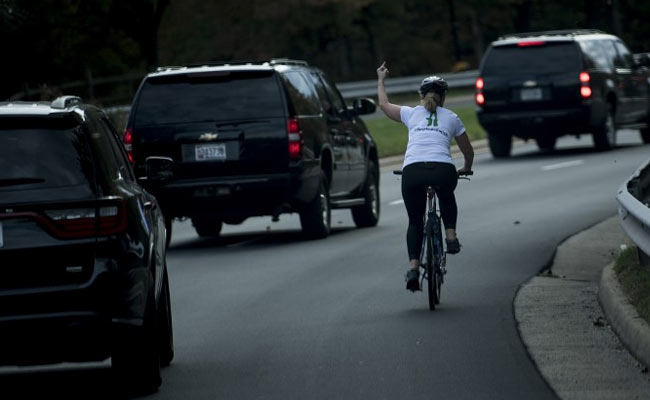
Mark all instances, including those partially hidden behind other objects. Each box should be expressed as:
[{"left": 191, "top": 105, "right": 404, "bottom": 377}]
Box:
[{"left": 400, "top": 105, "right": 466, "bottom": 167}]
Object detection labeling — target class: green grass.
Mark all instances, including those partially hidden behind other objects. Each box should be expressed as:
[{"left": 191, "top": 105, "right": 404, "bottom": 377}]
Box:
[
  {"left": 365, "top": 104, "right": 487, "bottom": 158},
  {"left": 614, "top": 246, "right": 650, "bottom": 324}
]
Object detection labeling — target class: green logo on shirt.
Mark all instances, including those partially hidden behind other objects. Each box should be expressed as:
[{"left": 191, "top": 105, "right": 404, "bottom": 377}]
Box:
[{"left": 426, "top": 112, "right": 438, "bottom": 127}]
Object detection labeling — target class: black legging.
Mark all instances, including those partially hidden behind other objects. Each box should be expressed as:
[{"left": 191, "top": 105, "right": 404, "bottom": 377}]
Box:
[{"left": 401, "top": 162, "right": 458, "bottom": 261}]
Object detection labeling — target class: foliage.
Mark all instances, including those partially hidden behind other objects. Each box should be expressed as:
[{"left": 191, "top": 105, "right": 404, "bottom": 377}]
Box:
[
  {"left": 2, "top": 0, "right": 649, "bottom": 103},
  {"left": 614, "top": 246, "right": 650, "bottom": 324}
]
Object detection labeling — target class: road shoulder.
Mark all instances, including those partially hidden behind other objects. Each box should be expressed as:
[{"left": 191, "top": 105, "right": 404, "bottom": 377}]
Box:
[{"left": 514, "top": 216, "right": 650, "bottom": 400}]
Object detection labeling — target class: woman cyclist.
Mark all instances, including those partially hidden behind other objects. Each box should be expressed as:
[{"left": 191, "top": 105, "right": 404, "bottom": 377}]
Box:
[{"left": 376, "top": 62, "right": 474, "bottom": 292}]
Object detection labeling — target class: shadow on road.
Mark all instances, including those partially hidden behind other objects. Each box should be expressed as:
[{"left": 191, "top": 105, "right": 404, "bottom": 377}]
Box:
[
  {"left": 169, "top": 226, "right": 357, "bottom": 252},
  {"left": 497, "top": 142, "right": 644, "bottom": 162}
]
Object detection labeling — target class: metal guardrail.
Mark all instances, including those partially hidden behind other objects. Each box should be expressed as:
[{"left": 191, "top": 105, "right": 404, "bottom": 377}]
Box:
[
  {"left": 617, "top": 156, "right": 650, "bottom": 265},
  {"left": 337, "top": 70, "right": 478, "bottom": 98},
  {"left": 103, "top": 70, "right": 478, "bottom": 121}
]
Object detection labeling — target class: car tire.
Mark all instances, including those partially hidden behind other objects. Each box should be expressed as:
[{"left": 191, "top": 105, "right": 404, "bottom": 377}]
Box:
[
  {"left": 159, "top": 267, "right": 174, "bottom": 367},
  {"left": 191, "top": 217, "right": 223, "bottom": 237},
  {"left": 488, "top": 132, "right": 512, "bottom": 158},
  {"left": 300, "top": 171, "right": 331, "bottom": 239},
  {"left": 641, "top": 127, "right": 650, "bottom": 144},
  {"left": 535, "top": 136, "right": 556, "bottom": 152},
  {"left": 351, "top": 161, "right": 380, "bottom": 228},
  {"left": 111, "top": 275, "right": 161, "bottom": 394},
  {"left": 593, "top": 104, "right": 616, "bottom": 151}
]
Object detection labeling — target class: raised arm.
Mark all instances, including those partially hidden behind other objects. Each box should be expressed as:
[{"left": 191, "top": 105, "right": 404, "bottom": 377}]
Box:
[
  {"left": 377, "top": 62, "right": 402, "bottom": 122},
  {"left": 455, "top": 132, "right": 474, "bottom": 174}
]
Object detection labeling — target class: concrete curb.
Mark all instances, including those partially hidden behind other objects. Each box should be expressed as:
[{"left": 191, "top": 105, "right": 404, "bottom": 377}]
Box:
[{"left": 599, "top": 262, "right": 650, "bottom": 369}]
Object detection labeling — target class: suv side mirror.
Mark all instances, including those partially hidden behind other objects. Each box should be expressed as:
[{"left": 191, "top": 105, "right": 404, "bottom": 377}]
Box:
[
  {"left": 633, "top": 53, "right": 650, "bottom": 68},
  {"left": 145, "top": 156, "right": 174, "bottom": 182},
  {"left": 352, "top": 98, "right": 377, "bottom": 115}
]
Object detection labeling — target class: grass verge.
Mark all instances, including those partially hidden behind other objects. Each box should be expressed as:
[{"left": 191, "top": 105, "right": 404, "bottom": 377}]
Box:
[
  {"left": 364, "top": 103, "right": 487, "bottom": 158},
  {"left": 614, "top": 246, "right": 650, "bottom": 324}
]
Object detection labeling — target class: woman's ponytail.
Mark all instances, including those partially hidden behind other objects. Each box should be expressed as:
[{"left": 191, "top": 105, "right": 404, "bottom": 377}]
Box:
[{"left": 422, "top": 92, "right": 441, "bottom": 113}]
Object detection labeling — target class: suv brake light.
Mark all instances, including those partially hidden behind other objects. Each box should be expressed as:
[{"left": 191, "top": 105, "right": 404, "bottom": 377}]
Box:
[
  {"left": 123, "top": 128, "right": 134, "bottom": 163},
  {"left": 579, "top": 71, "right": 592, "bottom": 98},
  {"left": 287, "top": 118, "right": 302, "bottom": 159},
  {"left": 475, "top": 78, "right": 485, "bottom": 106},
  {"left": 518, "top": 41, "right": 546, "bottom": 47}
]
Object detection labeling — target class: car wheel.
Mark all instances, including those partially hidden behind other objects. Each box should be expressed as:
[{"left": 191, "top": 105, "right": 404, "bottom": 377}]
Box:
[
  {"left": 299, "top": 171, "right": 331, "bottom": 239},
  {"left": 593, "top": 104, "right": 616, "bottom": 151},
  {"left": 159, "top": 267, "right": 174, "bottom": 367},
  {"left": 488, "top": 132, "right": 512, "bottom": 158},
  {"left": 112, "top": 276, "right": 161, "bottom": 394},
  {"left": 535, "top": 136, "right": 556, "bottom": 152},
  {"left": 641, "top": 127, "right": 650, "bottom": 144},
  {"left": 191, "top": 217, "right": 223, "bottom": 237},
  {"left": 351, "top": 161, "right": 380, "bottom": 228}
]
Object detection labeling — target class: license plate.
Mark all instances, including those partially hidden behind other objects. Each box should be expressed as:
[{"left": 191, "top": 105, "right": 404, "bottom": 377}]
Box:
[
  {"left": 195, "top": 143, "right": 226, "bottom": 161},
  {"left": 0, "top": 222, "right": 3, "bottom": 248},
  {"left": 521, "top": 87, "right": 543, "bottom": 101}
]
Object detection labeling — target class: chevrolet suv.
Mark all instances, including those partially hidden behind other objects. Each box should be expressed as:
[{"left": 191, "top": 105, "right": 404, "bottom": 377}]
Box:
[
  {"left": 124, "top": 59, "right": 380, "bottom": 240},
  {"left": 475, "top": 29, "right": 650, "bottom": 157},
  {"left": 0, "top": 96, "right": 173, "bottom": 393}
]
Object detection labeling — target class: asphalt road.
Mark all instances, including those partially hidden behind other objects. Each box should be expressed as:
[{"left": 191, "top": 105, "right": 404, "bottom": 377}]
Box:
[{"left": 1, "top": 129, "right": 648, "bottom": 399}]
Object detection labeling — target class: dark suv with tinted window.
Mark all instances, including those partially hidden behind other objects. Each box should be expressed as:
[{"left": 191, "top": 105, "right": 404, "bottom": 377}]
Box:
[
  {"left": 124, "top": 59, "right": 379, "bottom": 239},
  {"left": 0, "top": 96, "right": 173, "bottom": 393},
  {"left": 475, "top": 29, "right": 650, "bottom": 157}
]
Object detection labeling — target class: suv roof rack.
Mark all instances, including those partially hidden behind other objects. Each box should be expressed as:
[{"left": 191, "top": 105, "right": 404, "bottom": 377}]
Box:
[
  {"left": 268, "top": 58, "right": 308, "bottom": 66},
  {"left": 155, "top": 58, "right": 309, "bottom": 72},
  {"left": 499, "top": 29, "right": 605, "bottom": 40},
  {"left": 51, "top": 96, "right": 83, "bottom": 109}
]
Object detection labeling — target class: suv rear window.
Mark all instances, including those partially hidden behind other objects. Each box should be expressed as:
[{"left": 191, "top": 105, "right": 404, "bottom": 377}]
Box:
[
  {"left": 482, "top": 42, "right": 581, "bottom": 75},
  {"left": 0, "top": 118, "right": 95, "bottom": 192},
  {"left": 134, "top": 71, "right": 285, "bottom": 126}
]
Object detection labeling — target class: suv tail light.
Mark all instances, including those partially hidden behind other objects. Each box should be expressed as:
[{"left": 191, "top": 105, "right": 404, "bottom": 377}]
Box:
[
  {"left": 287, "top": 118, "right": 303, "bottom": 159},
  {"left": 123, "top": 128, "right": 134, "bottom": 163},
  {"left": 579, "top": 71, "right": 592, "bottom": 98},
  {"left": 518, "top": 40, "right": 546, "bottom": 47},
  {"left": 1, "top": 199, "right": 127, "bottom": 239},
  {"left": 475, "top": 78, "right": 485, "bottom": 106}
]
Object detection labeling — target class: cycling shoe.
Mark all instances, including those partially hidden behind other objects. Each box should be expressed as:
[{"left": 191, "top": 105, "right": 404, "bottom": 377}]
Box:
[
  {"left": 405, "top": 268, "right": 420, "bottom": 292},
  {"left": 446, "top": 238, "right": 461, "bottom": 254}
]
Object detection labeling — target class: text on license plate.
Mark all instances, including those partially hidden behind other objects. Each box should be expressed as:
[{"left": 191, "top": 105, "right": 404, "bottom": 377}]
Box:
[
  {"left": 520, "top": 87, "right": 543, "bottom": 101},
  {"left": 195, "top": 143, "right": 226, "bottom": 161}
]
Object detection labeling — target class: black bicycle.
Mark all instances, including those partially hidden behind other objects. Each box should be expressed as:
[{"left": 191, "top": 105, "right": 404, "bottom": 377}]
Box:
[{"left": 394, "top": 169, "right": 472, "bottom": 310}]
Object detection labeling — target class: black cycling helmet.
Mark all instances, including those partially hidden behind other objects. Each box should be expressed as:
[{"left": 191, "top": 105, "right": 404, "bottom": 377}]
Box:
[{"left": 418, "top": 76, "right": 448, "bottom": 98}]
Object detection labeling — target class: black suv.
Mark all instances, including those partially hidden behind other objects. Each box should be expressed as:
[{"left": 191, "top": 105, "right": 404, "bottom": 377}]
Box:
[
  {"left": 475, "top": 29, "right": 650, "bottom": 157},
  {"left": 0, "top": 96, "right": 173, "bottom": 393},
  {"left": 124, "top": 59, "right": 380, "bottom": 240}
]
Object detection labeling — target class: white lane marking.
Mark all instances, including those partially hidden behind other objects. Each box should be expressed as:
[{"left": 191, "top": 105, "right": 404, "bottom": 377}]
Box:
[
  {"left": 390, "top": 199, "right": 404, "bottom": 206},
  {"left": 541, "top": 160, "right": 584, "bottom": 171}
]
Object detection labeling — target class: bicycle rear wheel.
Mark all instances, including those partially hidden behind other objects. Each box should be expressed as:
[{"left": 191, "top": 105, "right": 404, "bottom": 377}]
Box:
[
  {"left": 425, "top": 234, "right": 438, "bottom": 310},
  {"left": 433, "top": 216, "right": 444, "bottom": 305}
]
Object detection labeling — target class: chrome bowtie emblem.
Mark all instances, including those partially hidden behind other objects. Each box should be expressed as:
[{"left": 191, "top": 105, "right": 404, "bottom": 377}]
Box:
[{"left": 199, "top": 133, "right": 219, "bottom": 141}]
